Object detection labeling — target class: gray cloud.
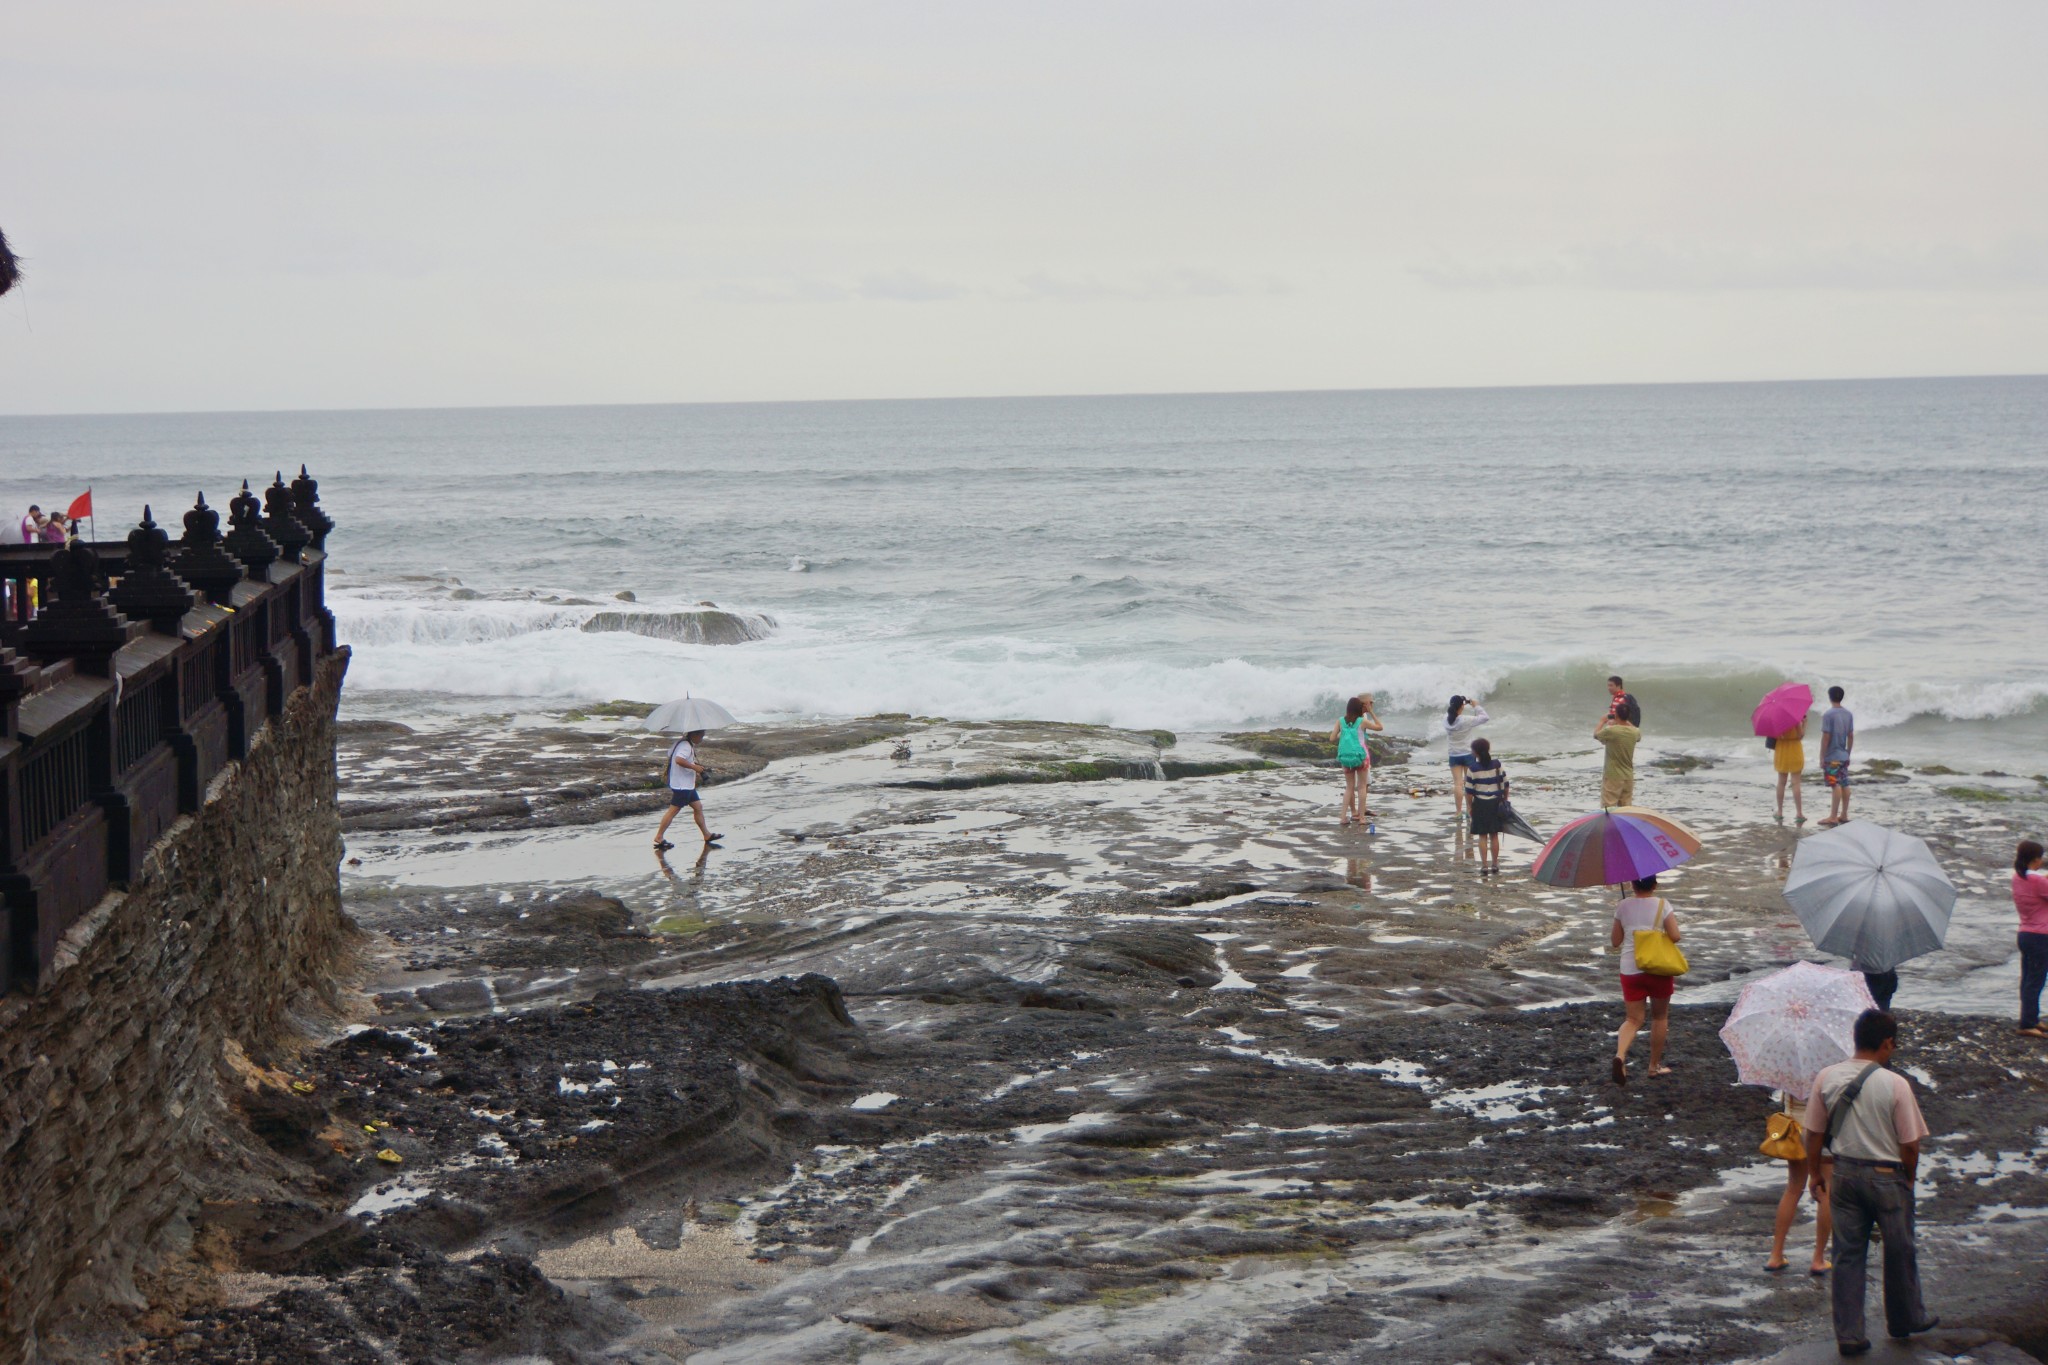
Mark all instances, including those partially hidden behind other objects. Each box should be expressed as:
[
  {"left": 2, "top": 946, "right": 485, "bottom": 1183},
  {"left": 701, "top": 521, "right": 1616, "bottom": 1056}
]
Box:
[
  {"left": 1413, "top": 239, "right": 2048, "bottom": 293},
  {"left": 1009, "top": 269, "right": 1289, "bottom": 302},
  {"left": 698, "top": 269, "right": 1282, "bottom": 306}
]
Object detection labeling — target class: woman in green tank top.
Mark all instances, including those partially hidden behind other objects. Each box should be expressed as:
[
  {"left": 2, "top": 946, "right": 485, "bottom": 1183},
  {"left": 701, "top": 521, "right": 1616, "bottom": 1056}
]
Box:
[{"left": 1328, "top": 694, "right": 1384, "bottom": 827}]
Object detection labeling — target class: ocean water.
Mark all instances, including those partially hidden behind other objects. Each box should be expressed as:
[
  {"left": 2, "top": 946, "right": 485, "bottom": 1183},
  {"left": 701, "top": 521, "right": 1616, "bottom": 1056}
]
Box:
[{"left": 4, "top": 376, "right": 2045, "bottom": 769}]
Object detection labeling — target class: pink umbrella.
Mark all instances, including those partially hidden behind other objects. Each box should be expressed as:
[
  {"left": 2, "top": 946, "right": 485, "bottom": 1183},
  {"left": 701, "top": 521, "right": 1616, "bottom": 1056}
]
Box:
[
  {"left": 1719, "top": 962, "right": 1875, "bottom": 1098},
  {"left": 1752, "top": 682, "right": 1812, "bottom": 739}
]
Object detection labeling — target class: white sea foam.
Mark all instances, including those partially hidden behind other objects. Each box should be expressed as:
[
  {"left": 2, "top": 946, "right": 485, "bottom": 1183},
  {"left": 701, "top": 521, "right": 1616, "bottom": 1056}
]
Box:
[
  {"left": 341, "top": 622, "right": 1478, "bottom": 731},
  {"left": 335, "top": 593, "right": 2048, "bottom": 748}
]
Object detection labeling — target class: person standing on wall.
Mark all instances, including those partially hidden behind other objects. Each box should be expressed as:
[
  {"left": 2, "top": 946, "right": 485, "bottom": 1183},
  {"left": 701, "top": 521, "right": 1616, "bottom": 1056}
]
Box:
[
  {"left": 1819, "top": 686, "right": 1854, "bottom": 826},
  {"left": 1804, "top": 1010, "right": 1939, "bottom": 1356}
]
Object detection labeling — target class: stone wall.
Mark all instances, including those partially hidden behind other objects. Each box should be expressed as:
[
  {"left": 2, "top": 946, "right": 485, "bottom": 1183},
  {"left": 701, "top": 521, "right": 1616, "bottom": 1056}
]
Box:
[{"left": 0, "top": 647, "right": 355, "bottom": 1362}]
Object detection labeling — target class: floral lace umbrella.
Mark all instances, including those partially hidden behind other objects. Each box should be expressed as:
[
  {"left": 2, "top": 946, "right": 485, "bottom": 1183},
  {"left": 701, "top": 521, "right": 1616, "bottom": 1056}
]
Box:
[{"left": 1718, "top": 961, "right": 1875, "bottom": 1100}]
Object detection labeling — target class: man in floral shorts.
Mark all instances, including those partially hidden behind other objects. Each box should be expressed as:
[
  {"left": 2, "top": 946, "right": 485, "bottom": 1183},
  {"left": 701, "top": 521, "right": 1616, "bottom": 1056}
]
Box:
[{"left": 1820, "top": 686, "right": 1854, "bottom": 826}]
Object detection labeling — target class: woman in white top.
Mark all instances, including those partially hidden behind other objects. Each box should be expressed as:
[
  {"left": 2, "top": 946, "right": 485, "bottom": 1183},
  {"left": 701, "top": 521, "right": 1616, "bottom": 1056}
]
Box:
[
  {"left": 1443, "top": 694, "right": 1490, "bottom": 815},
  {"left": 1610, "top": 874, "right": 1681, "bottom": 1085}
]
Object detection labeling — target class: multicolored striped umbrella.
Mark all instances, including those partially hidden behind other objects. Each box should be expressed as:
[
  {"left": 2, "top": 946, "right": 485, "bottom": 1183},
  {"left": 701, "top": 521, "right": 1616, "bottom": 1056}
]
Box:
[{"left": 1530, "top": 806, "right": 1702, "bottom": 887}]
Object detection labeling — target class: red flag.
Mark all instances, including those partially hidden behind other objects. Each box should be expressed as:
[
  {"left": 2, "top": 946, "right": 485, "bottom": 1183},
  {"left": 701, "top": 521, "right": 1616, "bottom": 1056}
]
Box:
[{"left": 67, "top": 489, "right": 93, "bottom": 520}]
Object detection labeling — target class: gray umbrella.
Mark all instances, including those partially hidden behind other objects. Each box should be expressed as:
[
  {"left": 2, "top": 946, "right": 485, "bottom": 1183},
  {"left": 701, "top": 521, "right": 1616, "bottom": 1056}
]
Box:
[
  {"left": 1498, "top": 802, "right": 1543, "bottom": 843},
  {"left": 1782, "top": 820, "right": 1955, "bottom": 973},
  {"left": 640, "top": 696, "right": 738, "bottom": 733}
]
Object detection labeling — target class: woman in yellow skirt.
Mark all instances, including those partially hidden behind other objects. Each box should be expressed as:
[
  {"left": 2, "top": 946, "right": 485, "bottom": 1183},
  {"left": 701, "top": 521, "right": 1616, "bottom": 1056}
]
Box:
[{"left": 1773, "top": 718, "right": 1806, "bottom": 824}]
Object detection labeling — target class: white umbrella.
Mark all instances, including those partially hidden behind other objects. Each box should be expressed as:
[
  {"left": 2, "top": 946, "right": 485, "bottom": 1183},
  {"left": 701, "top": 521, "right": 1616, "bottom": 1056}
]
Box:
[
  {"left": 1718, "top": 962, "right": 1875, "bottom": 1098},
  {"left": 641, "top": 696, "right": 737, "bottom": 733},
  {"left": 1783, "top": 820, "right": 1955, "bottom": 974}
]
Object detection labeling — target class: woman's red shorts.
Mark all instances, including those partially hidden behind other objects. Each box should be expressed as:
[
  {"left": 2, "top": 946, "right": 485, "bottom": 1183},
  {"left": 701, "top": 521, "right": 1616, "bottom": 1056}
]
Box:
[{"left": 1620, "top": 972, "right": 1675, "bottom": 1002}]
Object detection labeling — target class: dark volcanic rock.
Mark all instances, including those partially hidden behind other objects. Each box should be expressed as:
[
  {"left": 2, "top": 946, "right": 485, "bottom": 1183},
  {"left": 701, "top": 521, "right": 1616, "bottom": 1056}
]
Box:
[
  {"left": 308, "top": 976, "right": 861, "bottom": 1244},
  {"left": 140, "top": 1239, "right": 635, "bottom": 1365}
]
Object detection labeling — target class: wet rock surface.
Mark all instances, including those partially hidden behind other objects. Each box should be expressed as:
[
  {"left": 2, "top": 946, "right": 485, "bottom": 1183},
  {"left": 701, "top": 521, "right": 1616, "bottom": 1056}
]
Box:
[
  {"left": 338, "top": 716, "right": 912, "bottom": 834},
  {"left": 142, "top": 713, "right": 2048, "bottom": 1362}
]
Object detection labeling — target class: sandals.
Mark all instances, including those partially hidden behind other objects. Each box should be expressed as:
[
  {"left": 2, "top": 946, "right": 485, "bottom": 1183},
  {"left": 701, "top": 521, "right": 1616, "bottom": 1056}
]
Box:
[
  {"left": 2017, "top": 1027, "right": 2048, "bottom": 1038},
  {"left": 653, "top": 840, "right": 675, "bottom": 851},
  {"left": 1611, "top": 1056, "right": 1628, "bottom": 1086},
  {"left": 1648, "top": 1065, "right": 1675, "bottom": 1077},
  {"left": 1764, "top": 1262, "right": 1789, "bottom": 1274}
]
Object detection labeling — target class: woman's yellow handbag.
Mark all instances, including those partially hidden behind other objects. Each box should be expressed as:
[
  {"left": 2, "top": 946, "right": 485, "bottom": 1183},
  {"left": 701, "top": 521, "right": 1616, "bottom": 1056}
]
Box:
[
  {"left": 1632, "top": 930, "right": 1688, "bottom": 976},
  {"left": 1630, "top": 898, "right": 1689, "bottom": 976},
  {"left": 1761, "top": 1111, "right": 1806, "bottom": 1161}
]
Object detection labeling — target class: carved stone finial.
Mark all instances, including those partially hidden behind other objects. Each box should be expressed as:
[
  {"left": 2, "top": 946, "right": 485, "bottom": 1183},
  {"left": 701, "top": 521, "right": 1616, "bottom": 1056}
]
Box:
[
  {"left": 263, "top": 471, "right": 312, "bottom": 561},
  {"left": 109, "top": 505, "right": 197, "bottom": 634},
  {"left": 183, "top": 492, "right": 221, "bottom": 544},
  {"left": 223, "top": 479, "right": 280, "bottom": 576},
  {"left": 173, "top": 492, "right": 248, "bottom": 606},
  {"left": 291, "top": 463, "right": 335, "bottom": 550},
  {"left": 19, "top": 536, "right": 140, "bottom": 675}
]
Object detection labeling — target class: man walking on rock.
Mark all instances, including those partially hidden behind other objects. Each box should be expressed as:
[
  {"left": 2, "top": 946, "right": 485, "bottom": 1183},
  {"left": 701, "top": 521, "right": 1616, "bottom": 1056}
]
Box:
[
  {"left": 1804, "top": 1010, "right": 1939, "bottom": 1356},
  {"left": 654, "top": 728, "right": 720, "bottom": 850}
]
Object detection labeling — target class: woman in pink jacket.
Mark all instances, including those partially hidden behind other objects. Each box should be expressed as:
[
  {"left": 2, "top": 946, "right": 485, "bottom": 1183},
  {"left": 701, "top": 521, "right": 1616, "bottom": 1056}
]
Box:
[{"left": 2015, "top": 839, "right": 2048, "bottom": 1038}]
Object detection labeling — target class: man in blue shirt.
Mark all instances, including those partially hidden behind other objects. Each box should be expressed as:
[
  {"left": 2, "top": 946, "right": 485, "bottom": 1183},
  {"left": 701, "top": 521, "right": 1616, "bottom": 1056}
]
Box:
[{"left": 1820, "top": 686, "right": 1854, "bottom": 826}]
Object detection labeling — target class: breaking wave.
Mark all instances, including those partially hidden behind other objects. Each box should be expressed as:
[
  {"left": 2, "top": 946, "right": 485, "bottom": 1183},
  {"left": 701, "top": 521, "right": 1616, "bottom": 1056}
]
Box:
[
  {"left": 332, "top": 592, "right": 776, "bottom": 649},
  {"left": 334, "top": 608, "right": 2048, "bottom": 740}
]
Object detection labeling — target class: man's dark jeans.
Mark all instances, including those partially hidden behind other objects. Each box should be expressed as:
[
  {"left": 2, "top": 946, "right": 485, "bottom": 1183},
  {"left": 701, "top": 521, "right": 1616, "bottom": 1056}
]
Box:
[
  {"left": 1831, "top": 1158, "right": 1929, "bottom": 1345},
  {"left": 1860, "top": 970, "right": 1898, "bottom": 1011},
  {"left": 2019, "top": 932, "right": 2048, "bottom": 1031}
]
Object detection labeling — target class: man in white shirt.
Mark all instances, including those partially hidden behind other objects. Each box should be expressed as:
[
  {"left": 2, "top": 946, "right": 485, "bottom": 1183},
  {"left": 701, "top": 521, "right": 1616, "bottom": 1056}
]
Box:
[
  {"left": 1803, "top": 1010, "right": 1938, "bottom": 1356},
  {"left": 653, "top": 728, "right": 720, "bottom": 851}
]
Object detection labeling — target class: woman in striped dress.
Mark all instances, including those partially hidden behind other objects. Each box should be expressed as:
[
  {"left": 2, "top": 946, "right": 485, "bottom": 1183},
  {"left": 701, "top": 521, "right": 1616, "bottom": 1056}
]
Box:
[{"left": 1466, "top": 737, "right": 1508, "bottom": 874}]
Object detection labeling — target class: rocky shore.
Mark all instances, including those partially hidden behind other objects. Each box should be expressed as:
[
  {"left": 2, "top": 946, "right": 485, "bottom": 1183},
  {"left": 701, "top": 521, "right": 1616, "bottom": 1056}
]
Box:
[{"left": 132, "top": 710, "right": 2048, "bottom": 1363}]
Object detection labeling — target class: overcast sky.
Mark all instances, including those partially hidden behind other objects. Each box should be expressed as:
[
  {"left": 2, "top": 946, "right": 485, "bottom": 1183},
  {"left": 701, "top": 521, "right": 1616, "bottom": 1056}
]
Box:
[{"left": 3, "top": 2, "right": 2045, "bottom": 414}]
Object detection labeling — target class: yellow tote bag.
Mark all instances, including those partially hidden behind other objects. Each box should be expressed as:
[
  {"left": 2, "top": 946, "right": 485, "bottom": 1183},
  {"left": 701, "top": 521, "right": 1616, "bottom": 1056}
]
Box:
[
  {"left": 1631, "top": 899, "right": 1690, "bottom": 977},
  {"left": 1760, "top": 1111, "right": 1806, "bottom": 1161}
]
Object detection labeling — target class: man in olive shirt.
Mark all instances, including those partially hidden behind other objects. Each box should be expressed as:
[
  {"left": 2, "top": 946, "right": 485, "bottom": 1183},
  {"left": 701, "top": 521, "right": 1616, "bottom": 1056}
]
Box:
[
  {"left": 1805, "top": 1010, "right": 1938, "bottom": 1356},
  {"left": 1594, "top": 713, "right": 1639, "bottom": 808}
]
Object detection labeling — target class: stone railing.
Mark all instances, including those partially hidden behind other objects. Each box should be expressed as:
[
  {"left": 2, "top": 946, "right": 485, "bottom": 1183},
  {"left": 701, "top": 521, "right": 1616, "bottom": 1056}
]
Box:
[{"left": 0, "top": 469, "right": 339, "bottom": 994}]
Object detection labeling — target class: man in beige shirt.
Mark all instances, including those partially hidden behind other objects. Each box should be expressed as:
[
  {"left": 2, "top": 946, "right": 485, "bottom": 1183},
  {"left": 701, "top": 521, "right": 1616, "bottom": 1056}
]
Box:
[
  {"left": 1594, "top": 714, "right": 1639, "bottom": 809},
  {"left": 1803, "top": 1010, "right": 1938, "bottom": 1356}
]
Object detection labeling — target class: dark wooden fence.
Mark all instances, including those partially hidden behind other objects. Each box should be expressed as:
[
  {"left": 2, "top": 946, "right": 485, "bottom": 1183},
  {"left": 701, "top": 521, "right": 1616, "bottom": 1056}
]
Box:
[{"left": 0, "top": 472, "right": 339, "bottom": 995}]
